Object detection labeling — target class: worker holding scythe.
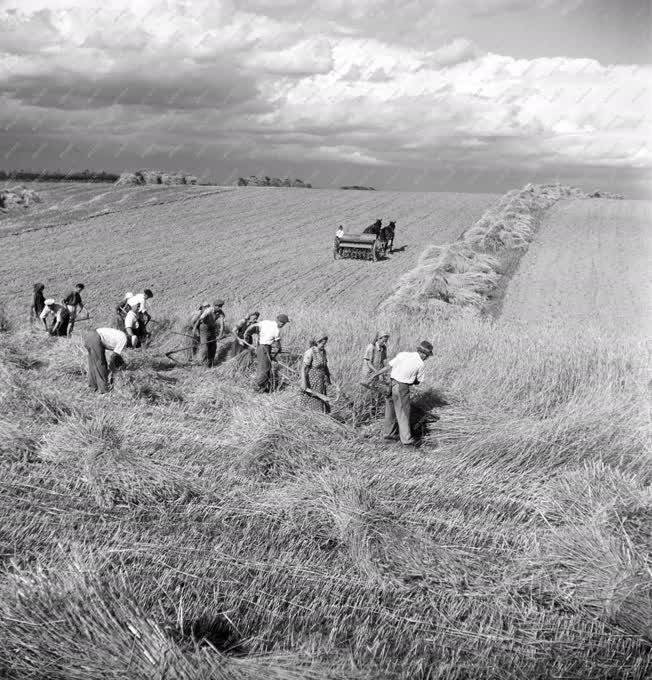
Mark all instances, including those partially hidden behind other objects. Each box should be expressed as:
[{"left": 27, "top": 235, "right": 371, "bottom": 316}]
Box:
[{"left": 245, "top": 313, "right": 290, "bottom": 393}]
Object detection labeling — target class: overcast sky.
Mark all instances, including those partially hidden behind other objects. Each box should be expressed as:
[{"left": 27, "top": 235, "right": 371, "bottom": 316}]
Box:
[{"left": 0, "top": 0, "right": 650, "bottom": 195}]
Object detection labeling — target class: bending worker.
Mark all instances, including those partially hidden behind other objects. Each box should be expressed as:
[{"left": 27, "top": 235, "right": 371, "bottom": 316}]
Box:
[
  {"left": 246, "top": 313, "right": 290, "bottom": 393},
  {"left": 364, "top": 340, "right": 433, "bottom": 446},
  {"left": 83, "top": 327, "right": 128, "bottom": 394},
  {"left": 40, "top": 299, "right": 70, "bottom": 336}
]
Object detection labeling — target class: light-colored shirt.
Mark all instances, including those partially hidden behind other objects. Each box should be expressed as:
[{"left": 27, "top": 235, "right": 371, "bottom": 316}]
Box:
[
  {"left": 40, "top": 304, "right": 66, "bottom": 322},
  {"left": 96, "top": 328, "right": 128, "bottom": 355},
  {"left": 258, "top": 319, "right": 281, "bottom": 345},
  {"left": 124, "top": 310, "right": 139, "bottom": 330},
  {"left": 389, "top": 351, "right": 425, "bottom": 385},
  {"left": 336, "top": 228, "right": 344, "bottom": 238},
  {"left": 127, "top": 293, "right": 147, "bottom": 313},
  {"left": 362, "top": 342, "right": 387, "bottom": 378}
]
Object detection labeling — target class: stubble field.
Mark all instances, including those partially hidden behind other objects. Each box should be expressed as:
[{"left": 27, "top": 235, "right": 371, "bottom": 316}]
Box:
[{"left": 501, "top": 199, "right": 652, "bottom": 333}]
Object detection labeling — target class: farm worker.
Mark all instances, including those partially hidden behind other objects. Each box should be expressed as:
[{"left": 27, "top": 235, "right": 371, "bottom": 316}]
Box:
[
  {"left": 40, "top": 299, "right": 70, "bottom": 337},
  {"left": 127, "top": 289, "right": 153, "bottom": 343},
  {"left": 61, "top": 282, "right": 85, "bottom": 337},
  {"left": 30, "top": 282, "right": 46, "bottom": 324},
  {"left": 361, "top": 331, "right": 390, "bottom": 381},
  {"left": 123, "top": 307, "right": 142, "bottom": 348},
  {"left": 299, "top": 333, "right": 331, "bottom": 414},
  {"left": 127, "top": 289, "right": 153, "bottom": 321},
  {"left": 230, "top": 311, "right": 260, "bottom": 357},
  {"left": 334, "top": 225, "right": 344, "bottom": 259},
  {"left": 212, "top": 299, "right": 226, "bottom": 339},
  {"left": 114, "top": 291, "right": 133, "bottom": 330},
  {"left": 364, "top": 340, "right": 433, "bottom": 446},
  {"left": 247, "top": 313, "right": 290, "bottom": 393},
  {"left": 83, "top": 327, "right": 128, "bottom": 394},
  {"left": 191, "top": 301, "right": 219, "bottom": 367}
]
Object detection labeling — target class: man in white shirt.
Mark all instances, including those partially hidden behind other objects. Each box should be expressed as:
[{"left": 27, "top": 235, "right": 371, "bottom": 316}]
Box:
[
  {"left": 334, "top": 225, "right": 344, "bottom": 259},
  {"left": 127, "top": 289, "right": 153, "bottom": 317},
  {"left": 40, "top": 299, "right": 70, "bottom": 337},
  {"left": 364, "top": 340, "right": 433, "bottom": 446},
  {"left": 245, "top": 314, "right": 289, "bottom": 392},
  {"left": 82, "top": 327, "right": 128, "bottom": 393}
]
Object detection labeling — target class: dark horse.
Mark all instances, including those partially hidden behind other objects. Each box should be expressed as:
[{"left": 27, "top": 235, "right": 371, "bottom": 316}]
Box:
[
  {"left": 380, "top": 221, "right": 395, "bottom": 252},
  {"left": 363, "top": 219, "right": 382, "bottom": 236}
]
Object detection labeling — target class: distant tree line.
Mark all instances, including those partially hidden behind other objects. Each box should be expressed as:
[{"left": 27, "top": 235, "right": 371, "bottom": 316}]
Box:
[
  {"left": 340, "top": 185, "right": 376, "bottom": 190},
  {"left": 237, "top": 176, "right": 312, "bottom": 188},
  {"left": 0, "top": 169, "right": 120, "bottom": 183}
]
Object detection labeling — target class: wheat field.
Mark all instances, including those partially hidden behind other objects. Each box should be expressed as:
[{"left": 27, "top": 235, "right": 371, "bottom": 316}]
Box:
[{"left": 0, "top": 183, "right": 650, "bottom": 680}]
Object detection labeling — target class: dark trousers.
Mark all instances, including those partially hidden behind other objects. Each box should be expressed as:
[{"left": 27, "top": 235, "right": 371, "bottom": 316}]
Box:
[
  {"left": 255, "top": 344, "right": 273, "bottom": 391},
  {"left": 83, "top": 330, "right": 109, "bottom": 393},
  {"left": 199, "top": 324, "right": 217, "bottom": 366}
]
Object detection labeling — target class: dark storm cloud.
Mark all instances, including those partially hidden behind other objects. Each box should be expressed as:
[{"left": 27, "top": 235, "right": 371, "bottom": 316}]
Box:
[{"left": 0, "top": 62, "right": 262, "bottom": 112}]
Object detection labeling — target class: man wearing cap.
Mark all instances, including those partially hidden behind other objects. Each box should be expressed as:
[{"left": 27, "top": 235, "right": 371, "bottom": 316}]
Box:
[
  {"left": 127, "top": 289, "right": 153, "bottom": 320},
  {"left": 83, "top": 327, "right": 128, "bottom": 394},
  {"left": 246, "top": 314, "right": 290, "bottom": 392},
  {"left": 40, "top": 299, "right": 70, "bottom": 337},
  {"left": 191, "top": 300, "right": 224, "bottom": 367},
  {"left": 365, "top": 340, "right": 433, "bottom": 446}
]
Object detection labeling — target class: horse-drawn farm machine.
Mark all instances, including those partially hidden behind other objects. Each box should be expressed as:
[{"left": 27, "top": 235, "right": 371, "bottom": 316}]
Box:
[{"left": 334, "top": 220, "right": 395, "bottom": 262}]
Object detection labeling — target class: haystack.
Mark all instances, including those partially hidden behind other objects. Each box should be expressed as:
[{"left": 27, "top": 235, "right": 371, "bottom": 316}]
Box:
[{"left": 115, "top": 172, "right": 142, "bottom": 186}]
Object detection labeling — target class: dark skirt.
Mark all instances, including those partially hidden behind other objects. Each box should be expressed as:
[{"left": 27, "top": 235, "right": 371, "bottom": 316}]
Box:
[{"left": 83, "top": 330, "right": 109, "bottom": 393}]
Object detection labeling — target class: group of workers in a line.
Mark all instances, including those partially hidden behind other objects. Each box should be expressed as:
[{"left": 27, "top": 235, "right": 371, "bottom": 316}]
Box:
[{"left": 30, "top": 283, "right": 432, "bottom": 446}]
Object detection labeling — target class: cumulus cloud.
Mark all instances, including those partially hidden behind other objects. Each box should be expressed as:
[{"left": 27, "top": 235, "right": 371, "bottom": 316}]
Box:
[
  {"left": 246, "top": 37, "right": 333, "bottom": 76},
  {"left": 423, "top": 38, "right": 482, "bottom": 68},
  {"left": 0, "top": 0, "right": 648, "bottom": 186}
]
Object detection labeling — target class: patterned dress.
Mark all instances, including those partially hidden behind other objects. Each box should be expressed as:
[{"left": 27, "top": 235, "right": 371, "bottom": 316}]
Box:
[{"left": 299, "top": 347, "right": 330, "bottom": 414}]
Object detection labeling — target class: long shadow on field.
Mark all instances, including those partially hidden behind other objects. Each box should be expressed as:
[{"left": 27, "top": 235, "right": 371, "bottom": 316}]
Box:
[{"left": 410, "top": 387, "right": 448, "bottom": 441}]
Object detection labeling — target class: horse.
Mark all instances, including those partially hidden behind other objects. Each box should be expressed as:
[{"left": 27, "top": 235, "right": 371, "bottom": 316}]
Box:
[
  {"left": 382, "top": 221, "right": 395, "bottom": 252},
  {"left": 363, "top": 219, "right": 382, "bottom": 236}
]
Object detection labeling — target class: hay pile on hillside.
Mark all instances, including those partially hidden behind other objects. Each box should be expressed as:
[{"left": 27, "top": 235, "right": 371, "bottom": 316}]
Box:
[
  {"left": 382, "top": 182, "right": 624, "bottom": 315},
  {"left": 0, "top": 185, "right": 41, "bottom": 212},
  {"left": 114, "top": 170, "right": 198, "bottom": 186}
]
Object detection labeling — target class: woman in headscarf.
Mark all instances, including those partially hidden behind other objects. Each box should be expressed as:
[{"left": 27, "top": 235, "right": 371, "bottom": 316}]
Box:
[
  {"left": 361, "top": 331, "right": 390, "bottom": 381},
  {"left": 299, "top": 332, "right": 331, "bottom": 414},
  {"left": 230, "top": 310, "right": 260, "bottom": 357},
  {"left": 30, "top": 283, "right": 46, "bottom": 324}
]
